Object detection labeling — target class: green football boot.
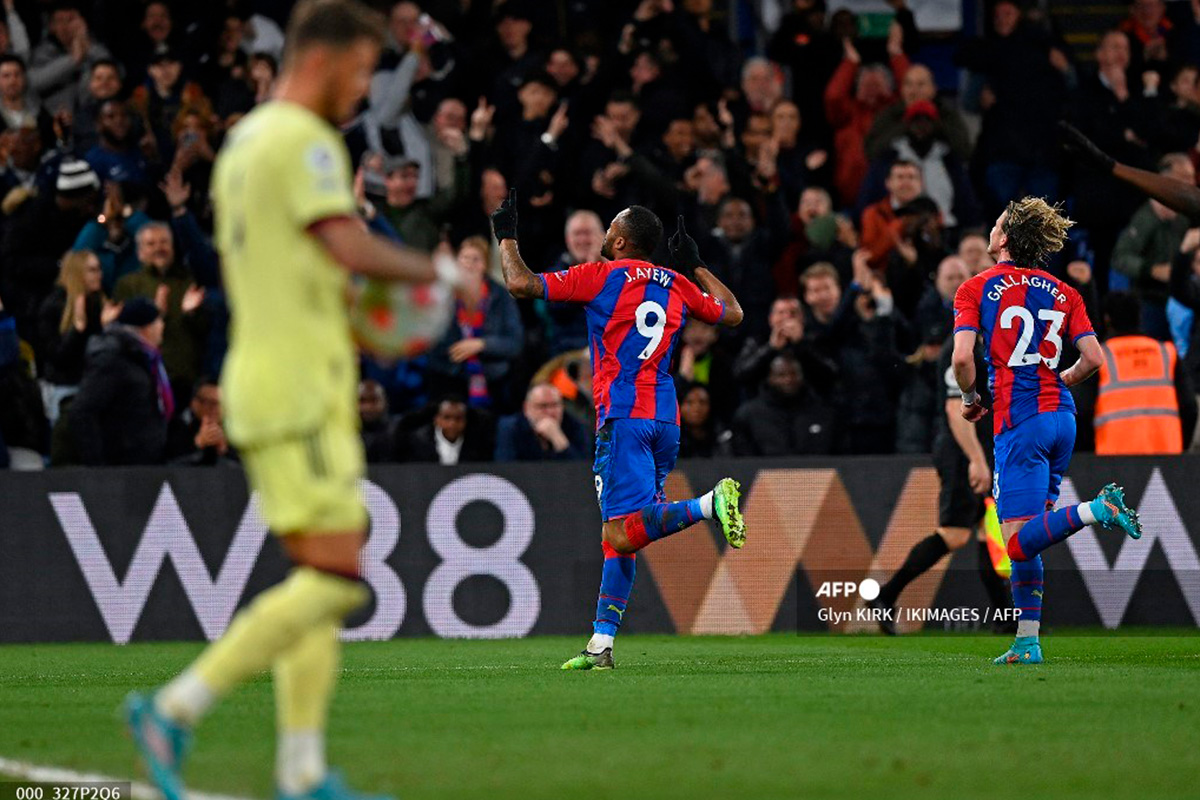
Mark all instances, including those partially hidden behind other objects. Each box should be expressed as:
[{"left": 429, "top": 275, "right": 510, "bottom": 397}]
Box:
[
  {"left": 713, "top": 478, "right": 746, "bottom": 549},
  {"left": 561, "top": 648, "right": 614, "bottom": 670}
]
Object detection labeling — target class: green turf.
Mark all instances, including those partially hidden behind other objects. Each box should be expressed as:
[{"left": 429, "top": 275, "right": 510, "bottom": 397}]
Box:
[{"left": 2, "top": 633, "right": 1199, "bottom": 800}]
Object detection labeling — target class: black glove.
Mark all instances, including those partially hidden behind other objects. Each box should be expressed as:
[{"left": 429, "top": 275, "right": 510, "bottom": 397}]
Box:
[
  {"left": 1058, "top": 121, "right": 1115, "bottom": 173},
  {"left": 667, "top": 215, "right": 704, "bottom": 271},
  {"left": 490, "top": 188, "right": 518, "bottom": 242}
]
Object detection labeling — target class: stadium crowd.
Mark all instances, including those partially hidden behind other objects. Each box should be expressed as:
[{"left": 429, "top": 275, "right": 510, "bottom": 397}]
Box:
[{"left": 1, "top": 0, "right": 1199, "bottom": 468}]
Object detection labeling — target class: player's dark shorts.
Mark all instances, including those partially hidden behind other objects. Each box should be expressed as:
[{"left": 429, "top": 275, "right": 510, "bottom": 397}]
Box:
[
  {"left": 993, "top": 411, "right": 1076, "bottom": 522},
  {"left": 593, "top": 417, "right": 680, "bottom": 521},
  {"left": 933, "top": 437, "right": 985, "bottom": 529}
]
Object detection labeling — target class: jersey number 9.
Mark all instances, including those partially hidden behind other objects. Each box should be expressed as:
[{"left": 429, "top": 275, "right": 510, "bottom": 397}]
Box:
[{"left": 635, "top": 300, "right": 667, "bottom": 360}]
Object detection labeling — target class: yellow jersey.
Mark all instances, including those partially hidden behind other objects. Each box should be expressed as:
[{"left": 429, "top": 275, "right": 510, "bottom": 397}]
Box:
[{"left": 211, "top": 101, "right": 359, "bottom": 445}]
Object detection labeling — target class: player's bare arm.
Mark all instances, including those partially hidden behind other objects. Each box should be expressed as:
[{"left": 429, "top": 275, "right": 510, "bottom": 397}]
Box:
[
  {"left": 1060, "top": 121, "right": 1200, "bottom": 221},
  {"left": 491, "top": 188, "right": 545, "bottom": 299},
  {"left": 498, "top": 239, "right": 545, "bottom": 299},
  {"left": 311, "top": 217, "right": 445, "bottom": 283},
  {"left": 1059, "top": 333, "right": 1104, "bottom": 388},
  {"left": 951, "top": 329, "right": 986, "bottom": 422},
  {"left": 693, "top": 267, "right": 744, "bottom": 327}
]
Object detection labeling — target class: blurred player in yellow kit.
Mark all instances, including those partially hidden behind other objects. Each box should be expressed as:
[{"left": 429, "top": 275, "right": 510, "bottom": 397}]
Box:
[{"left": 123, "top": 3, "right": 457, "bottom": 798}]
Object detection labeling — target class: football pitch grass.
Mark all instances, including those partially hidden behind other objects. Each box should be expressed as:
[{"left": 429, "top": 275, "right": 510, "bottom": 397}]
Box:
[{"left": 2, "top": 633, "right": 1199, "bottom": 800}]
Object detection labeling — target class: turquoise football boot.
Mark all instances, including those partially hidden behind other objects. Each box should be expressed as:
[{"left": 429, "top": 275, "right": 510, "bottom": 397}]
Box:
[
  {"left": 1090, "top": 483, "right": 1142, "bottom": 540},
  {"left": 994, "top": 636, "right": 1044, "bottom": 665},
  {"left": 124, "top": 691, "right": 191, "bottom": 800}
]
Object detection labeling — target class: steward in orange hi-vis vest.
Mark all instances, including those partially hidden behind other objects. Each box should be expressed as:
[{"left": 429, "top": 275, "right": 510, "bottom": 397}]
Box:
[{"left": 1095, "top": 335, "right": 1183, "bottom": 454}]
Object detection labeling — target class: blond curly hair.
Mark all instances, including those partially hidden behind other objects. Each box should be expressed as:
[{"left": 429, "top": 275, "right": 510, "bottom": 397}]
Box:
[{"left": 1001, "top": 197, "right": 1074, "bottom": 267}]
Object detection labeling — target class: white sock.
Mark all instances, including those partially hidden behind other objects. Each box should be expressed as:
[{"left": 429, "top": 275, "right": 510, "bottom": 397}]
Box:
[
  {"left": 155, "top": 669, "right": 215, "bottom": 726},
  {"left": 277, "top": 730, "right": 326, "bottom": 795},
  {"left": 699, "top": 490, "right": 715, "bottom": 519},
  {"left": 1077, "top": 502, "right": 1097, "bottom": 526},
  {"left": 587, "top": 633, "right": 614, "bottom": 652},
  {"left": 1016, "top": 619, "right": 1041, "bottom": 639}
]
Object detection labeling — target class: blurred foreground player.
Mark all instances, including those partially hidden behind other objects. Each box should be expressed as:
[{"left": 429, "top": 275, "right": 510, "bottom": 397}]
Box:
[
  {"left": 952, "top": 197, "right": 1142, "bottom": 665},
  {"left": 492, "top": 194, "right": 746, "bottom": 669},
  {"left": 869, "top": 332, "right": 1012, "bottom": 634},
  {"left": 124, "top": 2, "right": 456, "bottom": 798}
]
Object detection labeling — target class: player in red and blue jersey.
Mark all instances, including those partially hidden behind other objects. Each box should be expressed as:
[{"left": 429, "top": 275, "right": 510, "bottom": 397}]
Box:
[
  {"left": 952, "top": 197, "right": 1143, "bottom": 665},
  {"left": 491, "top": 191, "right": 747, "bottom": 670}
]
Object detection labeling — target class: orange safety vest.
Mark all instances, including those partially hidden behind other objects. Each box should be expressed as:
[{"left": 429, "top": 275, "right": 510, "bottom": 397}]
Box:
[{"left": 1094, "top": 335, "right": 1183, "bottom": 455}]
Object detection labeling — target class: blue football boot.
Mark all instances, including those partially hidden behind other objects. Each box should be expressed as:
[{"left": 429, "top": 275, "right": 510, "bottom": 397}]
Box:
[
  {"left": 124, "top": 691, "right": 191, "bottom": 800},
  {"left": 993, "top": 636, "right": 1044, "bottom": 665}
]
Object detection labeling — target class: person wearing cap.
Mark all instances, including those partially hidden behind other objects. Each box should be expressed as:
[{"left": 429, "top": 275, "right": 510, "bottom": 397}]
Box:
[
  {"left": 865, "top": 63, "right": 971, "bottom": 162},
  {"left": 381, "top": 151, "right": 467, "bottom": 251},
  {"left": 129, "top": 47, "right": 213, "bottom": 163},
  {"left": 28, "top": 2, "right": 111, "bottom": 114},
  {"left": 0, "top": 156, "right": 100, "bottom": 333},
  {"left": 859, "top": 99, "right": 980, "bottom": 232},
  {"left": 68, "top": 295, "right": 171, "bottom": 465}
]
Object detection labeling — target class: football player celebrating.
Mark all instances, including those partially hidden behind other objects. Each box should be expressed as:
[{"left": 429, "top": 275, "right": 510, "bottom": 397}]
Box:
[
  {"left": 492, "top": 193, "right": 746, "bottom": 669},
  {"left": 952, "top": 196, "right": 1143, "bottom": 665}
]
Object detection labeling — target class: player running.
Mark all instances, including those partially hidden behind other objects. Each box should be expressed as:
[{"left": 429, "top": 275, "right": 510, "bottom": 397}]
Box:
[
  {"left": 951, "top": 197, "right": 1143, "bottom": 665},
  {"left": 491, "top": 194, "right": 745, "bottom": 670},
  {"left": 123, "top": 2, "right": 457, "bottom": 798}
]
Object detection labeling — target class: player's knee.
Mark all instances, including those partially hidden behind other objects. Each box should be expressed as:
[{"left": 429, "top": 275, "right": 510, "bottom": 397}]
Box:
[
  {"left": 602, "top": 521, "right": 636, "bottom": 554},
  {"left": 282, "top": 531, "right": 366, "bottom": 578},
  {"left": 938, "top": 527, "right": 971, "bottom": 550},
  {"left": 1005, "top": 533, "right": 1029, "bottom": 562}
]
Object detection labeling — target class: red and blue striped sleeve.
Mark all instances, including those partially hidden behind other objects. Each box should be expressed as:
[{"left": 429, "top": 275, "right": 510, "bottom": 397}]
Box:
[
  {"left": 953, "top": 279, "right": 981, "bottom": 334},
  {"left": 675, "top": 273, "right": 725, "bottom": 324},
  {"left": 540, "top": 261, "right": 610, "bottom": 303}
]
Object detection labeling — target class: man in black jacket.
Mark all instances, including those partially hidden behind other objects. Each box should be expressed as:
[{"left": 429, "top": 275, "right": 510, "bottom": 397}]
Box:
[
  {"left": 402, "top": 395, "right": 494, "bottom": 465},
  {"left": 69, "top": 297, "right": 171, "bottom": 465},
  {"left": 731, "top": 352, "right": 834, "bottom": 456}
]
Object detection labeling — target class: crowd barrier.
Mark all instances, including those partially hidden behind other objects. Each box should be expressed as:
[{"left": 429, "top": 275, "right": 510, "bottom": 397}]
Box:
[{"left": 1, "top": 455, "right": 1197, "bottom": 642}]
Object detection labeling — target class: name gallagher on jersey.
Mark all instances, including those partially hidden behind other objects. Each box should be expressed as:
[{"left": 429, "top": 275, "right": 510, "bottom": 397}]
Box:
[{"left": 985, "top": 273, "right": 1068, "bottom": 305}]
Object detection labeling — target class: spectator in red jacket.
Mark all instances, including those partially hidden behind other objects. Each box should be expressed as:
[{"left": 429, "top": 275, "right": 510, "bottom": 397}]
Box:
[
  {"left": 860, "top": 159, "right": 923, "bottom": 271},
  {"left": 824, "top": 26, "right": 909, "bottom": 206}
]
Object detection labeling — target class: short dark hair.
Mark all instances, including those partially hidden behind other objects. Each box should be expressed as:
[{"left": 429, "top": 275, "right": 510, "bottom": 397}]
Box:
[
  {"left": 618, "top": 205, "right": 663, "bottom": 258},
  {"left": 283, "top": 0, "right": 385, "bottom": 66},
  {"left": 0, "top": 54, "right": 26, "bottom": 73},
  {"left": 888, "top": 158, "right": 920, "bottom": 177},
  {"left": 1104, "top": 291, "right": 1141, "bottom": 335},
  {"left": 437, "top": 392, "right": 468, "bottom": 409},
  {"left": 606, "top": 89, "right": 639, "bottom": 110},
  {"left": 91, "top": 57, "right": 121, "bottom": 75}
]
